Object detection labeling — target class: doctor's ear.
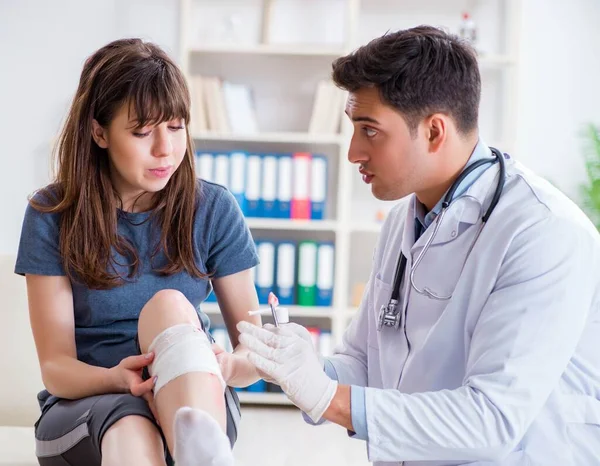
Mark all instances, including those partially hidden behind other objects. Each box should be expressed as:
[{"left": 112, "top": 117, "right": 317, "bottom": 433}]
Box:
[
  {"left": 424, "top": 114, "right": 447, "bottom": 151},
  {"left": 91, "top": 119, "right": 109, "bottom": 149}
]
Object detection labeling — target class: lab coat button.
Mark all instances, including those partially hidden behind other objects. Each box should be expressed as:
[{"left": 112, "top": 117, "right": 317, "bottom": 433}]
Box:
[{"left": 451, "top": 230, "right": 457, "bottom": 237}]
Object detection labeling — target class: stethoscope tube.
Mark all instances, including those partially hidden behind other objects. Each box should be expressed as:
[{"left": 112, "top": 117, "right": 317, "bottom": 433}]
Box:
[{"left": 378, "top": 147, "right": 506, "bottom": 329}]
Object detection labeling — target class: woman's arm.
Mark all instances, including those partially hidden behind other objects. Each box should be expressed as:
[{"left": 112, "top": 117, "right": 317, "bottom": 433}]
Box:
[
  {"left": 26, "top": 274, "right": 151, "bottom": 399},
  {"left": 212, "top": 268, "right": 260, "bottom": 347},
  {"left": 211, "top": 268, "right": 262, "bottom": 386}
]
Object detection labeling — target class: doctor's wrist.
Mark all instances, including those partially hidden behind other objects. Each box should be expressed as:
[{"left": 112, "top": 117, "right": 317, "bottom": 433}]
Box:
[{"left": 322, "top": 384, "right": 353, "bottom": 431}]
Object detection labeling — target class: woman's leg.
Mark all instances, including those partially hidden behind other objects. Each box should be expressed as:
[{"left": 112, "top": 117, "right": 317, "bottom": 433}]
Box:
[
  {"left": 137, "top": 289, "right": 227, "bottom": 455},
  {"left": 35, "top": 394, "right": 164, "bottom": 466},
  {"left": 101, "top": 415, "right": 165, "bottom": 466}
]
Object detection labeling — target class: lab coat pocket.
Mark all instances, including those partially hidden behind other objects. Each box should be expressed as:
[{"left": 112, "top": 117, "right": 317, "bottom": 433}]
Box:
[
  {"left": 369, "top": 274, "right": 392, "bottom": 348},
  {"left": 366, "top": 276, "right": 390, "bottom": 388}
]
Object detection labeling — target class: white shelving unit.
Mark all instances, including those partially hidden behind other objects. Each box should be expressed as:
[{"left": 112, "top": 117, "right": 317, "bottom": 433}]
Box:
[{"left": 179, "top": 0, "right": 520, "bottom": 406}]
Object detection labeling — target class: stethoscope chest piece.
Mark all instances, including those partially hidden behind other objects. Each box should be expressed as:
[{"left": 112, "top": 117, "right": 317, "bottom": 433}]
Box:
[{"left": 378, "top": 299, "right": 402, "bottom": 330}]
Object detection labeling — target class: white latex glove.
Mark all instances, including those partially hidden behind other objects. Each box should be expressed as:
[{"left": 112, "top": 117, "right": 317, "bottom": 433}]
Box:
[
  {"left": 237, "top": 321, "right": 338, "bottom": 422},
  {"left": 254, "top": 323, "right": 323, "bottom": 384}
]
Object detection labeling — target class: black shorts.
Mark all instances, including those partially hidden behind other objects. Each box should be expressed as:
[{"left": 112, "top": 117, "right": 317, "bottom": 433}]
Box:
[
  {"left": 34, "top": 389, "right": 241, "bottom": 466},
  {"left": 34, "top": 331, "right": 241, "bottom": 466}
]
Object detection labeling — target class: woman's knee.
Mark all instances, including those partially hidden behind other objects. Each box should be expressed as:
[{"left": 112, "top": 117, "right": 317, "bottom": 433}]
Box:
[{"left": 138, "top": 289, "right": 201, "bottom": 351}]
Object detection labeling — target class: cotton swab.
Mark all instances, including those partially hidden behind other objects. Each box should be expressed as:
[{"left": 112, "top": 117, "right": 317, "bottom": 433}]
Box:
[{"left": 248, "top": 307, "right": 290, "bottom": 324}]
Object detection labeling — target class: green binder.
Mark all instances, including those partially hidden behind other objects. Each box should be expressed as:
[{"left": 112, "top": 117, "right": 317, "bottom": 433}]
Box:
[{"left": 297, "top": 241, "right": 317, "bottom": 306}]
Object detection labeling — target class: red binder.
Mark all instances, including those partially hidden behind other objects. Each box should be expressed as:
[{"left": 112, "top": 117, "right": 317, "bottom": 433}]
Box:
[{"left": 291, "top": 152, "right": 311, "bottom": 220}]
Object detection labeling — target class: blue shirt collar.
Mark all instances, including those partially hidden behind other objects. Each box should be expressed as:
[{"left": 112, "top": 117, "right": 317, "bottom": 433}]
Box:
[{"left": 416, "top": 139, "right": 493, "bottom": 231}]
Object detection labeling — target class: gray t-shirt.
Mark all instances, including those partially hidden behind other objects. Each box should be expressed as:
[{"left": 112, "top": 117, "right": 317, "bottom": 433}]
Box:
[{"left": 15, "top": 180, "right": 258, "bottom": 410}]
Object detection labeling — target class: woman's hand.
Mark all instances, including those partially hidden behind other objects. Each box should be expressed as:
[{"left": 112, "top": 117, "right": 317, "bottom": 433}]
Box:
[
  {"left": 110, "top": 353, "right": 159, "bottom": 421},
  {"left": 213, "top": 343, "right": 261, "bottom": 388}
]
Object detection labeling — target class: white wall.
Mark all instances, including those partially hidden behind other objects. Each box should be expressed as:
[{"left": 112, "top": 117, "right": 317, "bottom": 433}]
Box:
[
  {"left": 515, "top": 0, "right": 600, "bottom": 197},
  {"left": 0, "top": 0, "right": 177, "bottom": 254},
  {"left": 1, "top": 0, "right": 599, "bottom": 251}
]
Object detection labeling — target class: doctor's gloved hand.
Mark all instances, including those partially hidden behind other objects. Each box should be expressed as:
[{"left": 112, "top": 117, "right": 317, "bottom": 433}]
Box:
[
  {"left": 252, "top": 323, "right": 324, "bottom": 383},
  {"left": 237, "top": 321, "right": 337, "bottom": 423}
]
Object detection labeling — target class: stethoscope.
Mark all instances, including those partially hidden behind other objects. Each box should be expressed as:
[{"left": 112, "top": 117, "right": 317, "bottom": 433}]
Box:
[{"left": 378, "top": 147, "right": 507, "bottom": 331}]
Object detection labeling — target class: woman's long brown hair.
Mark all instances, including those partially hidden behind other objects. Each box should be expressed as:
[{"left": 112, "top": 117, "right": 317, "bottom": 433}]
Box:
[{"left": 31, "top": 38, "right": 206, "bottom": 289}]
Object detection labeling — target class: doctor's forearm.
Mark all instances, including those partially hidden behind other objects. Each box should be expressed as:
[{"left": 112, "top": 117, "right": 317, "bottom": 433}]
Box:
[{"left": 323, "top": 384, "right": 354, "bottom": 431}]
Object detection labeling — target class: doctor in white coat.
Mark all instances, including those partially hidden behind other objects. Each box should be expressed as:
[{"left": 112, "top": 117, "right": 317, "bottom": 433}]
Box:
[{"left": 237, "top": 26, "right": 600, "bottom": 465}]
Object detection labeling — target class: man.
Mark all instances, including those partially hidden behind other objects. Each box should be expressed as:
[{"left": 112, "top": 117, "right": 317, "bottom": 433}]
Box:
[{"left": 238, "top": 26, "right": 600, "bottom": 465}]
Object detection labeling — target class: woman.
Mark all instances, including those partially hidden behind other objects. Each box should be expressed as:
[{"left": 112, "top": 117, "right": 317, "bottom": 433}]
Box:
[{"left": 15, "top": 38, "right": 260, "bottom": 466}]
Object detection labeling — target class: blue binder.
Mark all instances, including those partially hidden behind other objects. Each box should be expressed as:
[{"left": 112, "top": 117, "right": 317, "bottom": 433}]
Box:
[
  {"left": 195, "top": 151, "right": 214, "bottom": 182},
  {"left": 277, "top": 154, "right": 293, "bottom": 218},
  {"left": 261, "top": 154, "right": 278, "bottom": 218},
  {"left": 311, "top": 154, "right": 327, "bottom": 220},
  {"left": 213, "top": 153, "right": 230, "bottom": 189},
  {"left": 229, "top": 151, "right": 247, "bottom": 213},
  {"left": 246, "top": 379, "right": 267, "bottom": 392},
  {"left": 245, "top": 154, "right": 262, "bottom": 217},
  {"left": 255, "top": 241, "right": 275, "bottom": 305},
  {"left": 275, "top": 241, "right": 296, "bottom": 305},
  {"left": 316, "top": 242, "right": 334, "bottom": 306}
]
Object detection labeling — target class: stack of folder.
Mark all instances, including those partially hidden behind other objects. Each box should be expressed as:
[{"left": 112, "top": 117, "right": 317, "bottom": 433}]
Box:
[
  {"left": 195, "top": 150, "right": 328, "bottom": 219},
  {"left": 254, "top": 240, "right": 334, "bottom": 307},
  {"left": 204, "top": 240, "right": 334, "bottom": 307}
]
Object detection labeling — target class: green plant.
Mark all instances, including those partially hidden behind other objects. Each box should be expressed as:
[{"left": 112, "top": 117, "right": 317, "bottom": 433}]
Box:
[{"left": 580, "top": 124, "right": 600, "bottom": 229}]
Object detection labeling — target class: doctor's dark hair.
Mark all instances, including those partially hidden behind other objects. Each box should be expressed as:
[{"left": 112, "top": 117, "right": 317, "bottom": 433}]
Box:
[
  {"left": 332, "top": 25, "right": 481, "bottom": 137},
  {"left": 30, "top": 38, "right": 206, "bottom": 289}
]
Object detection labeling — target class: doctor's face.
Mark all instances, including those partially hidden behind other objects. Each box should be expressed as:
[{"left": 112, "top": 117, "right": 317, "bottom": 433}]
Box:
[{"left": 345, "top": 87, "right": 432, "bottom": 201}]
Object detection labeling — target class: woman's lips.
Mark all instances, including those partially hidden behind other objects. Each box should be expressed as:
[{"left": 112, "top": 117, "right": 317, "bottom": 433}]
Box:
[{"left": 148, "top": 166, "right": 172, "bottom": 179}]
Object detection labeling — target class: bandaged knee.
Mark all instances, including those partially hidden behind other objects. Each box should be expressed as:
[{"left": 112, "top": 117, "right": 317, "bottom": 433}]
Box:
[{"left": 148, "top": 323, "right": 225, "bottom": 395}]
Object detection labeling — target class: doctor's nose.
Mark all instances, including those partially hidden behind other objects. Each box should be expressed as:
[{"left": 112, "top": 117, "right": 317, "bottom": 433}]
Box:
[{"left": 347, "top": 140, "right": 368, "bottom": 166}]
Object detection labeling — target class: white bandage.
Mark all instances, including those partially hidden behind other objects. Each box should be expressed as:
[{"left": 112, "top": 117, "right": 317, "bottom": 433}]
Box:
[{"left": 148, "top": 323, "right": 225, "bottom": 395}]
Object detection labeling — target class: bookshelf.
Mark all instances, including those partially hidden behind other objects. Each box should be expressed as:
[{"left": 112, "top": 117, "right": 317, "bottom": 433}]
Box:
[{"left": 179, "top": 0, "right": 520, "bottom": 406}]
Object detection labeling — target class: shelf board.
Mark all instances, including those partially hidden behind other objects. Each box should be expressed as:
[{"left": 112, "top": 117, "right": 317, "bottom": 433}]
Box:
[
  {"left": 203, "top": 303, "right": 334, "bottom": 318},
  {"left": 246, "top": 218, "right": 338, "bottom": 231},
  {"left": 238, "top": 392, "right": 294, "bottom": 406},
  {"left": 478, "top": 54, "right": 516, "bottom": 67},
  {"left": 189, "top": 45, "right": 512, "bottom": 65},
  {"left": 193, "top": 131, "right": 344, "bottom": 145},
  {"left": 280, "top": 306, "right": 335, "bottom": 318},
  {"left": 189, "top": 43, "right": 345, "bottom": 58},
  {"left": 351, "top": 223, "right": 383, "bottom": 233}
]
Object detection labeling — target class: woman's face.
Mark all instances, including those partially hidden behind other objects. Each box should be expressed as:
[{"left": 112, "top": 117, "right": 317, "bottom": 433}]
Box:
[{"left": 92, "top": 103, "right": 187, "bottom": 211}]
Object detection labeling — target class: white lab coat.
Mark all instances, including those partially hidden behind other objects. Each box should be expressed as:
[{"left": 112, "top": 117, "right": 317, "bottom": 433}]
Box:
[{"left": 329, "top": 154, "right": 600, "bottom": 465}]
